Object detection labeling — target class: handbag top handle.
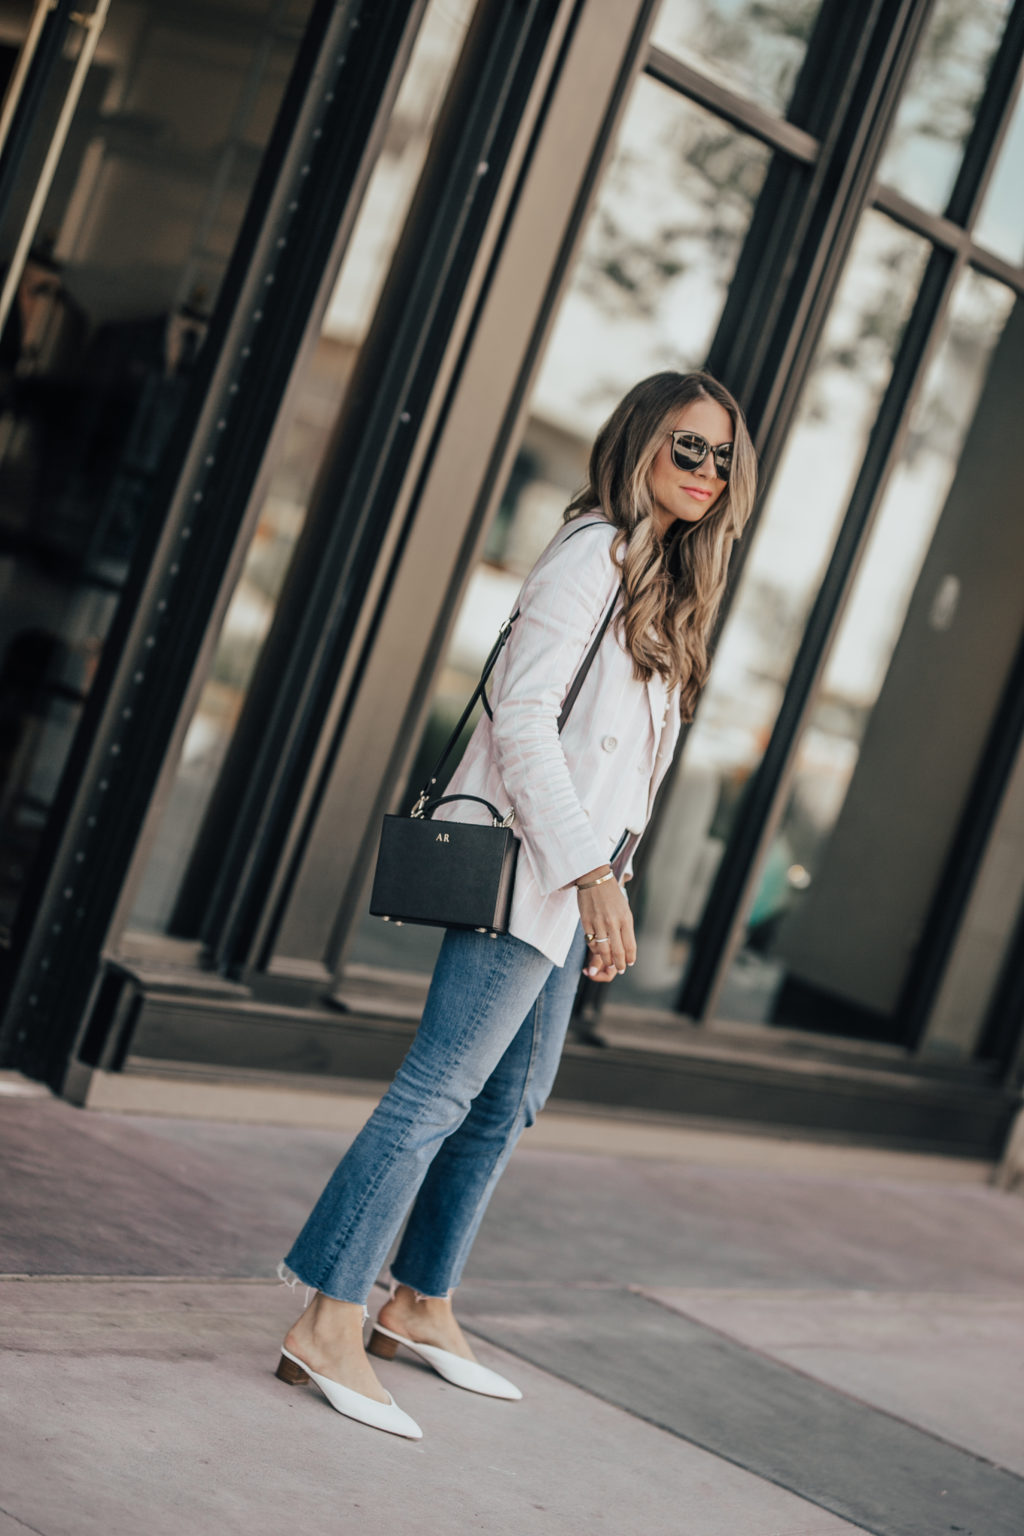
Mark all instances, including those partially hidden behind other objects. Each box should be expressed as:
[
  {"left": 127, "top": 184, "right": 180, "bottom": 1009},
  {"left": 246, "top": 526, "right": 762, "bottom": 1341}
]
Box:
[{"left": 412, "top": 519, "right": 619, "bottom": 818}]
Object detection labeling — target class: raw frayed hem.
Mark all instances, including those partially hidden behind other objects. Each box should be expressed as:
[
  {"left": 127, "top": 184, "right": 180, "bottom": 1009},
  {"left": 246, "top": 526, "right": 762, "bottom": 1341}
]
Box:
[
  {"left": 276, "top": 1260, "right": 316, "bottom": 1311},
  {"left": 388, "top": 1271, "right": 455, "bottom": 1303},
  {"left": 276, "top": 1260, "right": 369, "bottom": 1320}
]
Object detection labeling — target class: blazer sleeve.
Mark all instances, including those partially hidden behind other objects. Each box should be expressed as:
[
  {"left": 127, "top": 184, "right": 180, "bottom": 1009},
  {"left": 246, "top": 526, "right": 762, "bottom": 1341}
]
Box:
[{"left": 489, "top": 522, "right": 619, "bottom": 895}]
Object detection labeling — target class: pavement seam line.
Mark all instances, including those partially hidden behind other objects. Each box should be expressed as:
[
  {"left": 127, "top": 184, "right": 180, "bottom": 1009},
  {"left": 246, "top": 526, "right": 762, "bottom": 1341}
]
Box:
[
  {"left": 458, "top": 1307, "right": 884, "bottom": 1536},
  {"left": 0, "top": 1274, "right": 631, "bottom": 1289},
  {"left": 0, "top": 1503, "right": 50, "bottom": 1536},
  {"left": 464, "top": 1286, "right": 1024, "bottom": 1536},
  {"left": 630, "top": 1283, "right": 1024, "bottom": 1479},
  {"left": 0, "top": 1274, "right": 285, "bottom": 1284}
]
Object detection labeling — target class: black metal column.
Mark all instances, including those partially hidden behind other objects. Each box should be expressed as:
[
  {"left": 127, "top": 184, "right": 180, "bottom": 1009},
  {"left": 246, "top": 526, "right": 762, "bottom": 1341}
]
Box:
[
  {"left": 0, "top": 0, "right": 430, "bottom": 1086},
  {"left": 621, "top": 0, "right": 915, "bottom": 925},
  {"left": 0, "top": 0, "right": 80, "bottom": 237},
  {"left": 174, "top": 0, "right": 576, "bottom": 978},
  {"left": 677, "top": 0, "right": 1024, "bottom": 1021}
]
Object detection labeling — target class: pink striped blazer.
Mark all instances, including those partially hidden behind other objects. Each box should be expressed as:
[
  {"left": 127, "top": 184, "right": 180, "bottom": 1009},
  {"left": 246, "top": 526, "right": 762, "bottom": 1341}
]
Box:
[{"left": 431, "top": 512, "right": 682, "bottom": 965}]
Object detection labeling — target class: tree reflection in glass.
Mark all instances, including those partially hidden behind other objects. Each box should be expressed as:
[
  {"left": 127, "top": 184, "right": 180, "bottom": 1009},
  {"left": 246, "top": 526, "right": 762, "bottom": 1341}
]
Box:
[
  {"left": 346, "top": 75, "right": 774, "bottom": 974},
  {"left": 619, "top": 211, "right": 929, "bottom": 1008},
  {"left": 529, "top": 76, "right": 772, "bottom": 440},
  {"left": 877, "top": 0, "right": 1012, "bottom": 215},
  {"left": 714, "top": 269, "right": 1017, "bottom": 1030},
  {"left": 650, "top": 0, "right": 823, "bottom": 117},
  {"left": 973, "top": 79, "right": 1024, "bottom": 265},
  {"left": 416, "top": 76, "right": 772, "bottom": 756}
]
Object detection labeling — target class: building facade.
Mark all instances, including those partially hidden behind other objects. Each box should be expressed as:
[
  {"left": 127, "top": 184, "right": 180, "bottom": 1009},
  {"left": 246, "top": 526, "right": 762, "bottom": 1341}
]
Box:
[{"left": 1, "top": 0, "right": 1022, "bottom": 1156}]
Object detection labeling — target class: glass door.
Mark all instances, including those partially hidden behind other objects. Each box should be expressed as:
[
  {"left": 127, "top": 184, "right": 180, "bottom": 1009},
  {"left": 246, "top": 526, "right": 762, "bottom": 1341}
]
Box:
[
  {"left": 338, "top": 0, "right": 1024, "bottom": 1069},
  {"left": 341, "top": 0, "right": 827, "bottom": 980},
  {"left": 0, "top": 0, "right": 315, "bottom": 946},
  {"left": 708, "top": 272, "right": 1021, "bottom": 1041},
  {"left": 122, "top": 0, "right": 478, "bottom": 937},
  {"left": 627, "top": 209, "right": 931, "bottom": 1008}
]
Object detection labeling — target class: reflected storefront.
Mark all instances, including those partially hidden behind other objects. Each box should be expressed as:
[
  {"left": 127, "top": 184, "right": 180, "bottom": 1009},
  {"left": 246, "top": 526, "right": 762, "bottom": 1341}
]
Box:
[
  {"left": 0, "top": 0, "right": 315, "bottom": 941},
  {"left": 1, "top": 0, "right": 1023, "bottom": 1157},
  {"left": 128, "top": 0, "right": 476, "bottom": 934},
  {"left": 718, "top": 267, "right": 1020, "bottom": 1039}
]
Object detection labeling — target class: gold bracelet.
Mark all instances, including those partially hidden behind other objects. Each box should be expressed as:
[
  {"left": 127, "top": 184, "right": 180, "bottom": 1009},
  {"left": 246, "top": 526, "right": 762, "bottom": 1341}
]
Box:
[{"left": 575, "top": 869, "right": 615, "bottom": 890}]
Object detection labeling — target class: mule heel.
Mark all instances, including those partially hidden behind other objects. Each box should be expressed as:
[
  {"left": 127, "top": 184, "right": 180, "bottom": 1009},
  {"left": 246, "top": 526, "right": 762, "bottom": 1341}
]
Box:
[
  {"left": 275, "top": 1352, "right": 310, "bottom": 1385},
  {"left": 367, "top": 1328, "right": 400, "bottom": 1360}
]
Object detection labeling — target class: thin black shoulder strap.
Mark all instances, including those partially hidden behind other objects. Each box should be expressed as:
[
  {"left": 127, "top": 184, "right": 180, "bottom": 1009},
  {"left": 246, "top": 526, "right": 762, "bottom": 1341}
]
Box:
[
  {"left": 413, "top": 520, "right": 618, "bottom": 809},
  {"left": 481, "top": 517, "right": 612, "bottom": 720},
  {"left": 557, "top": 586, "right": 617, "bottom": 730}
]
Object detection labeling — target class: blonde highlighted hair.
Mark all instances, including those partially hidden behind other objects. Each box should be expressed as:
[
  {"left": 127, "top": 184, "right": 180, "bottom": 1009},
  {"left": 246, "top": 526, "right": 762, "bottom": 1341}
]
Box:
[{"left": 564, "top": 370, "right": 757, "bottom": 722}]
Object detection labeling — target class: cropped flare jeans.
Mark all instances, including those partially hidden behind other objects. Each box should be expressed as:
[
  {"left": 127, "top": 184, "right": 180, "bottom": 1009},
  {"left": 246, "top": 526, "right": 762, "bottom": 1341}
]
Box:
[{"left": 282, "top": 919, "right": 589, "bottom": 1303}]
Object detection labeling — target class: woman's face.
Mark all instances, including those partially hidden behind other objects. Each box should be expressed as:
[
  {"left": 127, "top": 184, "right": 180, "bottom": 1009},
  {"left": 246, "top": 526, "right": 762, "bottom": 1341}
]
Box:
[{"left": 649, "top": 396, "right": 733, "bottom": 537}]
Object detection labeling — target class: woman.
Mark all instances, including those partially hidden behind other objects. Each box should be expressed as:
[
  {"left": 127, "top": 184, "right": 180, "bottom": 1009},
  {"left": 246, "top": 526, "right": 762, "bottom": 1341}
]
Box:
[{"left": 275, "top": 369, "right": 756, "bottom": 1439}]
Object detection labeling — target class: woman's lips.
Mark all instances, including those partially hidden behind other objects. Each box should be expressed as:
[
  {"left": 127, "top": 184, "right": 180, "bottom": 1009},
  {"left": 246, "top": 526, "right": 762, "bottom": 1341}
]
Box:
[{"left": 683, "top": 484, "right": 712, "bottom": 501}]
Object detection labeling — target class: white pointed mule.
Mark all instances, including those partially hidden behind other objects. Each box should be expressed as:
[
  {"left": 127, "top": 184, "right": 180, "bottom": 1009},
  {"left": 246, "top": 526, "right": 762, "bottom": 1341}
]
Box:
[
  {"left": 368, "top": 1321, "right": 522, "bottom": 1400},
  {"left": 275, "top": 1344, "right": 423, "bottom": 1439}
]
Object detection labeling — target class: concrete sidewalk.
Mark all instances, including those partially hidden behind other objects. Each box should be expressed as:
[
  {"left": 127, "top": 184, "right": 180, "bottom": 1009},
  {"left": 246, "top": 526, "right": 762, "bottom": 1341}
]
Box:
[{"left": 2, "top": 1070, "right": 1023, "bottom": 1536}]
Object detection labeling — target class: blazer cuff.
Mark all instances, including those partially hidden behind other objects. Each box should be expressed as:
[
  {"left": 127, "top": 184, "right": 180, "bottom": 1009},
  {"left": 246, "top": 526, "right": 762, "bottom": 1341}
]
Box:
[{"left": 521, "top": 820, "right": 610, "bottom": 897}]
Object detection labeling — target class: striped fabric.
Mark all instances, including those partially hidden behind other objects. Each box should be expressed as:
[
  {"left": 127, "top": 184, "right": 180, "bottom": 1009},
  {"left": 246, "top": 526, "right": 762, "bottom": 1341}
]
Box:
[{"left": 431, "top": 513, "right": 682, "bottom": 966}]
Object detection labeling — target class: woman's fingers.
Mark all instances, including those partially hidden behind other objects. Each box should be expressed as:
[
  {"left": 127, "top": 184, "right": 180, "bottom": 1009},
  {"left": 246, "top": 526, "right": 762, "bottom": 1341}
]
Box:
[
  {"left": 620, "top": 907, "right": 637, "bottom": 967},
  {"left": 584, "top": 957, "right": 619, "bottom": 983},
  {"left": 578, "top": 880, "right": 636, "bottom": 978},
  {"left": 606, "top": 924, "right": 627, "bottom": 974}
]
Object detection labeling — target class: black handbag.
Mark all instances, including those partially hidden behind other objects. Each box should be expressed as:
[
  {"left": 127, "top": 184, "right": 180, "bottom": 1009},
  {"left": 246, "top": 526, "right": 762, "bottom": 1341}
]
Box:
[{"left": 370, "top": 525, "right": 619, "bottom": 936}]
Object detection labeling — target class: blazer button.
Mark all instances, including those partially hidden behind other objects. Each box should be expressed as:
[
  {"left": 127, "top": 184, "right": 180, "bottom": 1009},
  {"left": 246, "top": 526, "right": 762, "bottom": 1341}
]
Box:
[{"left": 601, "top": 735, "right": 618, "bottom": 753}]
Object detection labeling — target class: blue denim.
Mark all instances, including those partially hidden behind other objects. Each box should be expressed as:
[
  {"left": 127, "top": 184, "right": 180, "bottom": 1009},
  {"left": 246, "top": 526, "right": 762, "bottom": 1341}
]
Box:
[{"left": 282, "top": 919, "right": 589, "bottom": 1302}]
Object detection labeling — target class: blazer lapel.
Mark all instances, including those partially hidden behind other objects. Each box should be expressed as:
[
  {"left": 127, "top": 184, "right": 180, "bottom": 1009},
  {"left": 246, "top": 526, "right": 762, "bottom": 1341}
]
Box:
[
  {"left": 646, "top": 676, "right": 679, "bottom": 818},
  {"left": 646, "top": 671, "right": 668, "bottom": 748}
]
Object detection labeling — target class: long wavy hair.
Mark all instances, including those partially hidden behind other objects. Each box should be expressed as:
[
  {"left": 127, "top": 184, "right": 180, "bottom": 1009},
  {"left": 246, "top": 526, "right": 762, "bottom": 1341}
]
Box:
[{"left": 564, "top": 370, "right": 757, "bottom": 722}]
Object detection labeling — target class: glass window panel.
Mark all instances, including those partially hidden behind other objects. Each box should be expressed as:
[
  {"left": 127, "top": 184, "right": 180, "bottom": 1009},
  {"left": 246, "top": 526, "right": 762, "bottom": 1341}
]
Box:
[
  {"left": 973, "top": 80, "right": 1024, "bottom": 265},
  {"left": 129, "top": 0, "right": 477, "bottom": 934},
  {"left": 877, "top": 0, "right": 1012, "bottom": 215},
  {"left": 345, "top": 75, "right": 775, "bottom": 975},
  {"left": 618, "top": 211, "right": 929, "bottom": 1008},
  {"left": 0, "top": 0, "right": 317, "bottom": 939},
  {"left": 650, "top": 0, "right": 824, "bottom": 117},
  {"left": 714, "top": 269, "right": 1017, "bottom": 1033},
  {"left": 532, "top": 78, "right": 772, "bottom": 438}
]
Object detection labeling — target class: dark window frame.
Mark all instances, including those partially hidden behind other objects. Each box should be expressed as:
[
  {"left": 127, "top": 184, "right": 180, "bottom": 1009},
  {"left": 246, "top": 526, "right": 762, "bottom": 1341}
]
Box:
[
  {"left": 0, "top": 0, "right": 437, "bottom": 1085},
  {"left": 636, "top": 0, "right": 1024, "bottom": 1065}
]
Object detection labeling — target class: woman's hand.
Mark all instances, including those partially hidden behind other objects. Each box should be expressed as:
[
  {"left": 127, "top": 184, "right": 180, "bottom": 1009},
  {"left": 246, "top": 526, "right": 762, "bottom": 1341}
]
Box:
[{"left": 576, "top": 866, "right": 636, "bottom": 981}]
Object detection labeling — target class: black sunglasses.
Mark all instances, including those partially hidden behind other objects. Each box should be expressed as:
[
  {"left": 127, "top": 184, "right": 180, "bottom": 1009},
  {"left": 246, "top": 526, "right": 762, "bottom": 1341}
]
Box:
[{"left": 668, "top": 429, "right": 733, "bottom": 481}]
